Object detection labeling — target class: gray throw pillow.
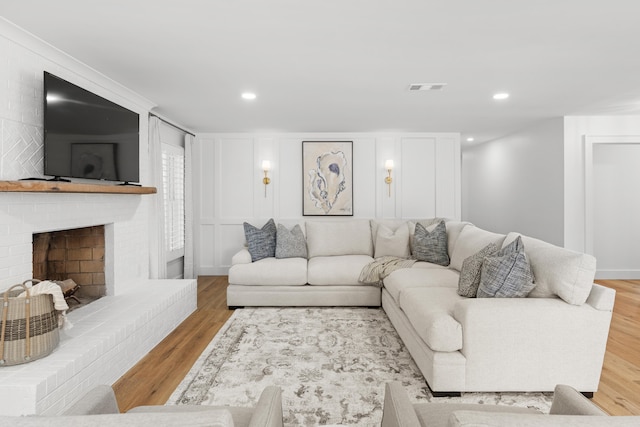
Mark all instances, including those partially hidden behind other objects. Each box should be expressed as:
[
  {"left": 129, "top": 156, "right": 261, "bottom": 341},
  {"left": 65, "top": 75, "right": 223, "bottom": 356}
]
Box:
[
  {"left": 457, "top": 242, "right": 500, "bottom": 297},
  {"left": 411, "top": 221, "right": 450, "bottom": 266},
  {"left": 243, "top": 218, "right": 277, "bottom": 262},
  {"left": 275, "top": 224, "right": 308, "bottom": 259},
  {"left": 477, "top": 236, "right": 535, "bottom": 298},
  {"left": 498, "top": 234, "right": 524, "bottom": 255}
]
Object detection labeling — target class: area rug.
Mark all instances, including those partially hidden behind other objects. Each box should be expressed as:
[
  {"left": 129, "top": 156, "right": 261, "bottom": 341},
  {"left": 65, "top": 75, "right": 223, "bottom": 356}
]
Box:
[{"left": 167, "top": 308, "right": 552, "bottom": 426}]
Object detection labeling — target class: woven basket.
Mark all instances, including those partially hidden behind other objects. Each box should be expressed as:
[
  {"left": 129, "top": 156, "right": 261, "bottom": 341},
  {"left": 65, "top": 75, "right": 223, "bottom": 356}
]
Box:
[{"left": 0, "top": 280, "right": 60, "bottom": 366}]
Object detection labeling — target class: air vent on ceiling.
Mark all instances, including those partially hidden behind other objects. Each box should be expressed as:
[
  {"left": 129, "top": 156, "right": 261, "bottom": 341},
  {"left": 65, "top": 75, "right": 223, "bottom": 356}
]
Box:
[{"left": 408, "top": 83, "right": 447, "bottom": 91}]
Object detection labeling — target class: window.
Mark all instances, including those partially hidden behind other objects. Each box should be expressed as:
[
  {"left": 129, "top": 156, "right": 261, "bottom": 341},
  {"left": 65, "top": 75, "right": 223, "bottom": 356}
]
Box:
[{"left": 162, "top": 144, "right": 185, "bottom": 260}]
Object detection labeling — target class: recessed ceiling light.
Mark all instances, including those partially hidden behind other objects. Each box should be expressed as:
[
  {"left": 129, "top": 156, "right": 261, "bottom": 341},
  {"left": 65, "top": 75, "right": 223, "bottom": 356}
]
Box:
[
  {"left": 466, "top": 137, "right": 475, "bottom": 142},
  {"left": 241, "top": 92, "right": 257, "bottom": 100},
  {"left": 493, "top": 92, "right": 510, "bottom": 100}
]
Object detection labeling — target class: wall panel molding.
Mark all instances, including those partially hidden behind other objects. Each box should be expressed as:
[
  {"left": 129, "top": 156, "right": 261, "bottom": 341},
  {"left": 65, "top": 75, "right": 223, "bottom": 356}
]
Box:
[{"left": 194, "top": 132, "right": 460, "bottom": 275}]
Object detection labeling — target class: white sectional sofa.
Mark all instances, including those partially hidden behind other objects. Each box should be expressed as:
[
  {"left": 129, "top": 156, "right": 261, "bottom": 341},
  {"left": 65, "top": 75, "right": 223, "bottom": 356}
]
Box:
[
  {"left": 228, "top": 219, "right": 382, "bottom": 307},
  {"left": 227, "top": 218, "right": 615, "bottom": 395}
]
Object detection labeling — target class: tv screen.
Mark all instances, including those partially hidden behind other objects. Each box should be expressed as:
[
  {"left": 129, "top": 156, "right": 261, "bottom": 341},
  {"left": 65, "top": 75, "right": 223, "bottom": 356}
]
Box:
[{"left": 43, "top": 72, "right": 140, "bottom": 183}]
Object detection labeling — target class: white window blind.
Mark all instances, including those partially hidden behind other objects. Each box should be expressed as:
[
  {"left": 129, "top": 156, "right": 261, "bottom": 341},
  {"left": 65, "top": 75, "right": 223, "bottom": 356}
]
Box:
[{"left": 162, "top": 144, "right": 185, "bottom": 259}]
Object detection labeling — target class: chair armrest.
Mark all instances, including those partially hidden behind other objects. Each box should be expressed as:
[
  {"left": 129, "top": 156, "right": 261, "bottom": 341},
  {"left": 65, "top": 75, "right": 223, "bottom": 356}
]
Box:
[
  {"left": 62, "top": 385, "right": 120, "bottom": 415},
  {"left": 381, "top": 382, "right": 421, "bottom": 427},
  {"left": 550, "top": 384, "right": 607, "bottom": 415},
  {"left": 231, "top": 248, "right": 252, "bottom": 265},
  {"left": 248, "top": 385, "right": 283, "bottom": 427}
]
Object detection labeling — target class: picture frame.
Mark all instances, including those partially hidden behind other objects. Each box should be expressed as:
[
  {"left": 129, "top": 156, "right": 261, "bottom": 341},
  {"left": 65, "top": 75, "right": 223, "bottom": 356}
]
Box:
[{"left": 302, "top": 141, "right": 353, "bottom": 216}]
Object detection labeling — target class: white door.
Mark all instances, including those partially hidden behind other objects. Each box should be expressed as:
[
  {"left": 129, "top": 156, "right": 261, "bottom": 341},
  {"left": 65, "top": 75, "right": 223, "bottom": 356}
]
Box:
[{"left": 590, "top": 141, "right": 640, "bottom": 279}]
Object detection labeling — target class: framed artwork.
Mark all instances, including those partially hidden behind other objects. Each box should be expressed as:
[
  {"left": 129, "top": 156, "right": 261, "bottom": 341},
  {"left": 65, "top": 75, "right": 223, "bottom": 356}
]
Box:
[{"left": 302, "top": 141, "right": 353, "bottom": 216}]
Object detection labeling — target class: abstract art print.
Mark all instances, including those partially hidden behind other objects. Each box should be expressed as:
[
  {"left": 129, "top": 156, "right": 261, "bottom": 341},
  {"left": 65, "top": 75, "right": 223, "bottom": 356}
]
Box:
[{"left": 302, "top": 141, "right": 353, "bottom": 216}]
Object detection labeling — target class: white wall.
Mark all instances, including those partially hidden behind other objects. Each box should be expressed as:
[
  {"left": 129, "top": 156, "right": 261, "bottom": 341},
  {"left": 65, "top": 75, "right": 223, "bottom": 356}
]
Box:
[
  {"left": 462, "top": 118, "right": 565, "bottom": 245},
  {"left": 194, "top": 133, "right": 461, "bottom": 275},
  {"left": 564, "top": 116, "right": 640, "bottom": 254},
  {"left": 0, "top": 19, "right": 156, "bottom": 293}
]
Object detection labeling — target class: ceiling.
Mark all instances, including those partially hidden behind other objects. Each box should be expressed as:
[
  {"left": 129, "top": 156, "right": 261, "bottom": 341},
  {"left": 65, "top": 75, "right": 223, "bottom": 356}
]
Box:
[{"left": 2, "top": 0, "right": 640, "bottom": 142}]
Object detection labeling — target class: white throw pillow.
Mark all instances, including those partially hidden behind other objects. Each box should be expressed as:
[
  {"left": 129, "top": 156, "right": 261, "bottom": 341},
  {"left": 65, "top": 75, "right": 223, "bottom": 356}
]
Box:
[{"left": 374, "top": 224, "right": 410, "bottom": 258}]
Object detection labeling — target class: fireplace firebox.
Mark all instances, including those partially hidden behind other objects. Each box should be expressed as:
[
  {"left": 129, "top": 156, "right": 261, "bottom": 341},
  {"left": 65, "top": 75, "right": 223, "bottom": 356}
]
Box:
[{"left": 32, "top": 225, "right": 105, "bottom": 309}]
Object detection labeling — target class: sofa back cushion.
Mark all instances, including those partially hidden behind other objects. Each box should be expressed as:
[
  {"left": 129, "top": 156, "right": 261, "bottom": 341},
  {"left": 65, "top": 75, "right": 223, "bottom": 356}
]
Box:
[
  {"left": 449, "top": 225, "right": 506, "bottom": 271},
  {"left": 306, "top": 220, "right": 373, "bottom": 257},
  {"left": 502, "top": 233, "right": 597, "bottom": 306}
]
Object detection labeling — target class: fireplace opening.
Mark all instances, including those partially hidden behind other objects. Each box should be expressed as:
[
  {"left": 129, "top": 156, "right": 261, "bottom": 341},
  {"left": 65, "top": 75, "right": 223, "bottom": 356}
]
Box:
[{"left": 32, "top": 225, "right": 106, "bottom": 311}]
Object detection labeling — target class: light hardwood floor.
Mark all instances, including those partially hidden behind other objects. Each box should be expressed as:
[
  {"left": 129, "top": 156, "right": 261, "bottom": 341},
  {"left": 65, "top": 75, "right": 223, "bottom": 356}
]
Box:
[{"left": 113, "top": 276, "right": 640, "bottom": 415}]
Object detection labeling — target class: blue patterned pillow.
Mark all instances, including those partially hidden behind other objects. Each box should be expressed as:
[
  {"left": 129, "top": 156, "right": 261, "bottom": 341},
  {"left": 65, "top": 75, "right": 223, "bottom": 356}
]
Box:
[
  {"left": 477, "top": 236, "right": 535, "bottom": 298},
  {"left": 243, "top": 218, "right": 277, "bottom": 262},
  {"left": 411, "top": 221, "right": 450, "bottom": 266}
]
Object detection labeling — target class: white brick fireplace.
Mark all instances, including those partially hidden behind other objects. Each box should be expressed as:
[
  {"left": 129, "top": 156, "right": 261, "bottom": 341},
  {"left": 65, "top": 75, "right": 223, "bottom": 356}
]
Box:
[
  {"left": 0, "top": 20, "right": 197, "bottom": 416},
  {"left": 0, "top": 192, "right": 197, "bottom": 416}
]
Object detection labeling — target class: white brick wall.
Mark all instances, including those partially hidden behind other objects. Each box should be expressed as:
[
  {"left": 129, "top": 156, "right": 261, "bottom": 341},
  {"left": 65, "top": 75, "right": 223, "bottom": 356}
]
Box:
[
  {"left": 0, "top": 21, "right": 154, "bottom": 294},
  {"left": 0, "top": 192, "right": 151, "bottom": 294},
  {"left": 0, "top": 19, "right": 197, "bottom": 417}
]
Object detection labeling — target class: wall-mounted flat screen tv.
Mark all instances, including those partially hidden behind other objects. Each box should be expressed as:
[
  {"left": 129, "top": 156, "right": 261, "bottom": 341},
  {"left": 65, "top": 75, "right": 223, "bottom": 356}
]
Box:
[{"left": 43, "top": 71, "right": 140, "bottom": 183}]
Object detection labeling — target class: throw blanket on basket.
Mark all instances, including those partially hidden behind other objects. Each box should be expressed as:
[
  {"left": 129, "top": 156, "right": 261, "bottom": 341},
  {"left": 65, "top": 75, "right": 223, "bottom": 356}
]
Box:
[{"left": 358, "top": 256, "right": 417, "bottom": 286}]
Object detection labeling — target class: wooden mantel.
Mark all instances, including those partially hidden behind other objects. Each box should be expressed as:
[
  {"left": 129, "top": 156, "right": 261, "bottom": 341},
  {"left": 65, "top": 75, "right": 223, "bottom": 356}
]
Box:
[{"left": 0, "top": 180, "right": 157, "bottom": 195}]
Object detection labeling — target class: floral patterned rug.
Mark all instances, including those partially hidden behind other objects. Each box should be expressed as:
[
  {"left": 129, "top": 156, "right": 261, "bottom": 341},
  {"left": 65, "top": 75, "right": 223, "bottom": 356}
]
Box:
[{"left": 167, "top": 308, "right": 552, "bottom": 426}]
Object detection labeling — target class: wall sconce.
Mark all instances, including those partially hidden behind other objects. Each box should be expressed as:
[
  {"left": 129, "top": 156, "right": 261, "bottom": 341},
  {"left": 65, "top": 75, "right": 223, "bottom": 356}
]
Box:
[
  {"left": 384, "top": 159, "right": 394, "bottom": 197},
  {"left": 262, "top": 160, "right": 271, "bottom": 197}
]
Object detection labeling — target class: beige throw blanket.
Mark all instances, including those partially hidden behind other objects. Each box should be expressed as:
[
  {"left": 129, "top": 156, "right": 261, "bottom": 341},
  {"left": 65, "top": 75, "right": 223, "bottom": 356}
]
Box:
[{"left": 358, "top": 256, "right": 417, "bottom": 286}]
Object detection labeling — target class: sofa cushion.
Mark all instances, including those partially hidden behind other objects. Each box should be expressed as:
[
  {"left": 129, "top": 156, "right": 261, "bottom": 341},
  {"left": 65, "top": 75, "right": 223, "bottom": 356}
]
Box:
[
  {"left": 449, "top": 225, "right": 506, "bottom": 271},
  {"left": 0, "top": 410, "right": 235, "bottom": 427},
  {"left": 243, "top": 218, "right": 277, "bottom": 262},
  {"left": 413, "top": 402, "right": 539, "bottom": 427},
  {"left": 477, "top": 237, "right": 535, "bottom": 298},
  {"left": 229, "top": 257, "right": 307, "bottom": 286},
  {"left": 374, "top": 223, "right": 411, "bottom": 258},
  {"left": 413, "top": 261, "right": 449, "bottom": 270},
  {"left": 503, "top": 233, "right": 597, "bottom": 306},
  {"left": 308, "top": 255, "right": 374, "bottom": 285},
  {"left": 130, "top": 405, "right": 253, "bottom": 427},
  {"left": 442, "top": 221, "right": 470, "bottom": 259},
  {"left": 384, "top": 268, "right": 460, "bottom": 304},
  {"left": 275, "top": 224, "right": 308, "bottom": 259},
  {"left": 449, "top": 411, "right": 632, "bottom": 427},
  {"left": 306, "top": 220, "right": 373, "bottom": 257},
  {"left": 399, "top": 287, "right": 464, "bottom": 352},
  {"left": 411, "top": 221, "right": 450, "bottom": 266},
  {"left": 457, "top": 242, "right": 501, "bottom": 297}
]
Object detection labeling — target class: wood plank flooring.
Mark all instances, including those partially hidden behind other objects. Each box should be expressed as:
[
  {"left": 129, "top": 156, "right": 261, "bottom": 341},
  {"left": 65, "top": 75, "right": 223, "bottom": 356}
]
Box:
[
  {"left": 112, "top": 276, "right": 234, "bottom": 412},
  {"left": 592, "top": 279, "right": 640, "bottom": 415},
  {"left": 113, "top": 276, "right": 640, "bottom": 416}
]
